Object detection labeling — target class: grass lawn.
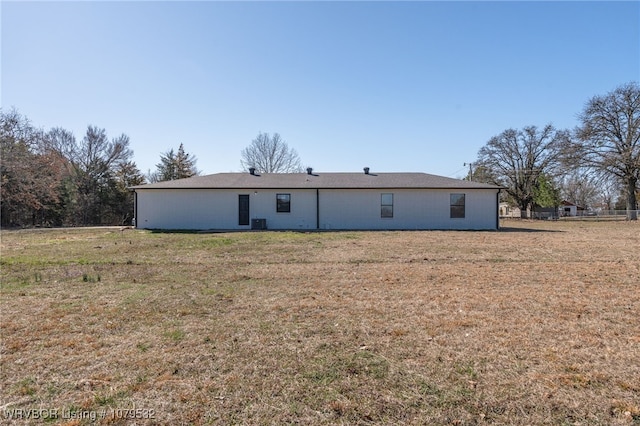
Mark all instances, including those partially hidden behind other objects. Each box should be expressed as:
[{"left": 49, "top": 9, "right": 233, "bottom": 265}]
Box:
[{"left": 1, "top": 220, "right": 639, "bottom": 425}]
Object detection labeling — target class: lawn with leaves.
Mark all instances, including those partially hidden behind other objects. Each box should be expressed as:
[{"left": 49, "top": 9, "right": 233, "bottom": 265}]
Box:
[{"left": 1, "top": 221, "right": 639, "bottom": 425}]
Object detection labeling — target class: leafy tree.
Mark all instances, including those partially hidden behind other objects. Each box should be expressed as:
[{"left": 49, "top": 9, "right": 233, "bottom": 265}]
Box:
[
  {"left": 476, "top": 124, "right": 569, "bottom": 218},
  {"left": 151, "top": 143, "right": 199, "bottom": 182},
  {"left": 1, "top": 109, "right": 35, "bottom": 226},
  {"left": 573, "top": 82, "right": 640, "bottom": 220},
  {"left": 241, "top": 132, "right": 303, "bottom": 173},
  {"left": 2, "top": 109, "right": 143, "bottom": 227},
  {"left": 1, "top": 109, "right": 66, "bottom": 227}
]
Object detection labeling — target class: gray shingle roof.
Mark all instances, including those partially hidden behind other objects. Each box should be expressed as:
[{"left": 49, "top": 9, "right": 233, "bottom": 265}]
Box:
[{"left": 131, "top": 172, "right": 500, "bottom": 190}]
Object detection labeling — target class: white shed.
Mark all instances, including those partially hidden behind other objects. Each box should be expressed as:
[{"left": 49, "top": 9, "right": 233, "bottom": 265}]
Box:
[
  {"left": 559, "top": 200, "right": 584, "bottom": 217},
  {"left": 130, "top": 169, "right": 502, "bottom": 231}
]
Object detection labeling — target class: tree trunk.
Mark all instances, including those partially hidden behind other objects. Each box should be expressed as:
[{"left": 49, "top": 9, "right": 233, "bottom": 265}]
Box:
[{"left": 627, "top": 176, "right": 638, "bottom": 221}]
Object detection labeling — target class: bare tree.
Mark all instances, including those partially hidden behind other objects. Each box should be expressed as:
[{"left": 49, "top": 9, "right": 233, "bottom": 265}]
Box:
[
  {"left": 559, "top": 171, "right": 601, "bottom": 210},
  {"left": 61, "top": 125, "right": 133, "bottom": 225},
  {"left": 598, "top": 174, "right": 622, "bottom": 211},
  {"left": 41, "top": 127, "right": 77, "bottom": 161},
  {"left": 240, "top": 132, "right": 303, "bottom": 173},
  {"left": 573, "top": 82, "right": 640, "bottom": 220},
  {"left": 476, "top": 124, "right": 569, "bottom": 218}
]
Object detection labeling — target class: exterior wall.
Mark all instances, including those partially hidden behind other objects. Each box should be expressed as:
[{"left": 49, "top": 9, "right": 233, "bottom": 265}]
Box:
[
  {"left": 136, "top": 189, "right": 236, "bottom": 230},
  {"left": 135, "top": 188, "right": 499, "bottom": 230},
  {"left": 318, "top": 189, "right": 498, "bottom": 230},
  {"left": 135, "top": 188, "right": 318, "bottom": 230},
  {"left": 249, "top": 189, "right": 317, "bottom": 230}
]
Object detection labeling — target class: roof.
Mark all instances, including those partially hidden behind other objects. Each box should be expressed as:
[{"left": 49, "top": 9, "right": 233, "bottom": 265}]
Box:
[{"left": 131, "top": 172, "right": 501, "bottom": 190}]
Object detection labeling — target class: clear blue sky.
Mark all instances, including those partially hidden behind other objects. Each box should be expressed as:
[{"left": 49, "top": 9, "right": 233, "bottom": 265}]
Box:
[{"left": 2, "top": 1, "right": 639, "bottom": 179}]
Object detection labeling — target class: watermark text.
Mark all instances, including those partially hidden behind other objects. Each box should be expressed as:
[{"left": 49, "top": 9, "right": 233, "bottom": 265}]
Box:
[{"left": 3, "top": 406, "right": 155, "bottom": 421}]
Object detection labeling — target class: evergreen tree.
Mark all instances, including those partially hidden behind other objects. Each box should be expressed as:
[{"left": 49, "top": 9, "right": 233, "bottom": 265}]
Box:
[
  {"left": 533, "top": 174, "right": 561, "bottom": 208},
  {"left": 112, "top": 161, "right": 145, "bottom": 225},
  {"left": 153, "top": 143, "right": 199, "bottom": 181}
]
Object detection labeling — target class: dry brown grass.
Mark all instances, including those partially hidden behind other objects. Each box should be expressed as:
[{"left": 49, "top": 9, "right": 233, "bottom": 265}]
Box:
[{"left": 1, "top": 220, "right": 639, "bottom": 425}]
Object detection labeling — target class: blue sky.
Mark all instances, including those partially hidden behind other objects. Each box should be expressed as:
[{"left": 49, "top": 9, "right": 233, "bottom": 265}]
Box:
[{"left": 2, "top": 1, "right": 639, "bottom": 179}]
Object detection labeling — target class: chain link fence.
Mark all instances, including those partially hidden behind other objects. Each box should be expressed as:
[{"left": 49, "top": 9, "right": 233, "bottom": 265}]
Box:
[
  {"left": 561, "top": 210, "right": 639, "bottom": 220},
  {"left": 504, "top": 209, "right": 640, "bottom": 220}
]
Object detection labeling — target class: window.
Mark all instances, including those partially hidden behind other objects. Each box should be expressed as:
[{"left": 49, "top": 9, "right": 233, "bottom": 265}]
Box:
[
  {"left": 381, "top": 193, "right": 393, "bottom": 218},
  {"left": 276, "top": 193, "right": 291, "bottom": 213},
  {"left": 450, "top": 193, "right": 465, "bottom": 218}
]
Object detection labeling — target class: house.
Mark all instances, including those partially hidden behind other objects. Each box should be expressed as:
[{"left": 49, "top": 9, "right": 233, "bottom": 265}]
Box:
[
  {"left": 499, "top": 202, "right": 521, "bottom": 218},
  {"left": 559, "top": 200, "right": 584, "bottom": 217},
  {"left": 130, "top": 168, "right": 502, "bottom": 231}
]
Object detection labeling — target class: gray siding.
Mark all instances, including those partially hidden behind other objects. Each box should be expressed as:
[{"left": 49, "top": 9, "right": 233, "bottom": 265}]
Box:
[
  {"left": 136, "top": 187, "right": 498, "bottom": 230},
  {"left": 318, "top": 189, "right": 497, "bottom": 230}
]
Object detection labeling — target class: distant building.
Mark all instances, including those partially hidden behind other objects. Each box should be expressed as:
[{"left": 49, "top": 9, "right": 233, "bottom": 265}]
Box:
[
  {"left": 559, "top": 200, "right": 584, "bottom": 217},
  {"left": 499, "top": 202, "right": 521, "bottom": 218}
]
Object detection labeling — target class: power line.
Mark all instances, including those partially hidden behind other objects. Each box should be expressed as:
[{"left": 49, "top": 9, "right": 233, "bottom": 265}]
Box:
[{"left": 447, "top": 167, "right": 466, "bottom": 178}]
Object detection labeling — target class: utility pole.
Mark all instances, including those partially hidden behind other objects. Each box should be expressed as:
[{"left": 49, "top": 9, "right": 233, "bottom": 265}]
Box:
[{"left": 464, "top": 162, "right": 474, "bottom": 181}]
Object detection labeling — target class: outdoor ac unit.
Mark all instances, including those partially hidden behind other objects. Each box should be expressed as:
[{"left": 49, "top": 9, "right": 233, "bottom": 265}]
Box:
[{"left": 251, "top": 218, "right": 267, "bottom": 230}]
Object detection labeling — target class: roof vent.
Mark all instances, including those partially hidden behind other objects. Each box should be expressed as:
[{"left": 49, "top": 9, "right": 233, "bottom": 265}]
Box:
[
  {"left": 249, "top": 167, "right": 256, "bottom": 175},
  {"left": 306, "top": 167, "right": 313, "bottom": 175},
  {"left": 363, "top": 167, "right": 370, "bottom": 174}
]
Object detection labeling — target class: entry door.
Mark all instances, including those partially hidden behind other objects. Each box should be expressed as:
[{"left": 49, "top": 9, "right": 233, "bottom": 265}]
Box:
[{"left": 238, "top": 194, "right": 250, "bottom": 226}]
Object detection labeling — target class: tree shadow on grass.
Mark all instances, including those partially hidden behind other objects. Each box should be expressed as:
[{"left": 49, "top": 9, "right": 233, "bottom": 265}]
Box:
[
  {"left": 148, "top": 229, "right": 203, "bottom": 234},
  {"left": 499, "top": 227, "right": 564, "bottom": 233}
]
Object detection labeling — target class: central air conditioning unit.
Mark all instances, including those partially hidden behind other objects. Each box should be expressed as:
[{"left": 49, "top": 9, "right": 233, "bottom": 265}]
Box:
[{"left": 251, "top": 218, "right": 267, "bottom": 230}]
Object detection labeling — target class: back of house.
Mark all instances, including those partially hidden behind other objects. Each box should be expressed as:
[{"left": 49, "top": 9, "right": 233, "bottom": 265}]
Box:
[{"left": 130, "top": 169, "right": 501, "bottom": 231}]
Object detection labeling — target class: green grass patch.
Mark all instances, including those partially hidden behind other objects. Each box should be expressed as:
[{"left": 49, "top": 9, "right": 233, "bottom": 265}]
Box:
[
  {"left": 306, "top": 349, "right": 390, "bottom": 385},
  {"left": 82, "top": 273, "right": 101, "bottom": 283},
  {"left": 164, "top": 328, "right": 186, "bottom": 342}
]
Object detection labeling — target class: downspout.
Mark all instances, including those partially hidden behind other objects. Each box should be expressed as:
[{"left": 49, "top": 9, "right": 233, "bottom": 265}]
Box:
[
  {"left": 316, "top": 189, "right": 320, "bottom": 230},
  {"left": 496, "top": 189, "right": 501, "bottom": 230},
  {"left": 133, "top": 190, "right": 138, "bottom": 228}
]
